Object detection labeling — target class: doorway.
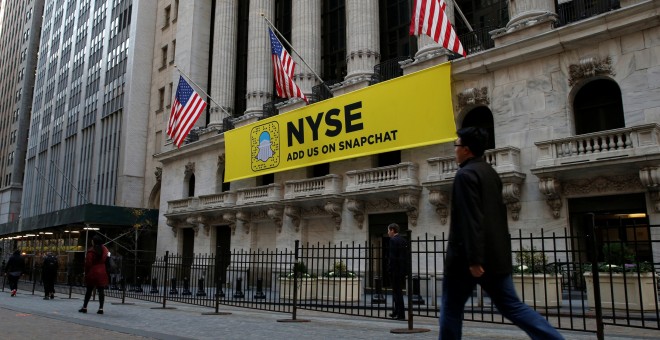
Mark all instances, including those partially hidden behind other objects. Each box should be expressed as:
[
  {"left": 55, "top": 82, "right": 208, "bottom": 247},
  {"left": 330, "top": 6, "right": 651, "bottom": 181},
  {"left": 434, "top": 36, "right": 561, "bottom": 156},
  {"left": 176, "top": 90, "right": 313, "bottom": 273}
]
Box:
[
  {"left": 215, "top": 225, "right": 232, "bottom": 285},
  {"left": 368, "top": 212, "right": 408, "bottom": 289},
  {"left": 568, "top": 193, "right": 650, "bottom": 263}
]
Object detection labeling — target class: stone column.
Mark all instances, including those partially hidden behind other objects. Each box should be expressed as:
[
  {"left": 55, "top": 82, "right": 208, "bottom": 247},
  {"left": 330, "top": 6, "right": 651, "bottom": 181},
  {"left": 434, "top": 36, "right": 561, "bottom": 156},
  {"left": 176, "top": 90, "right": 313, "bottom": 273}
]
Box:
[
  {"left": 209, "top": 0, "right": 238, "bottom": 128},
  {"left": 175, "top": 1, "right": 212, "bottom": 117},
  {"left": 243, "top": 0, "right": 274, "bottom": 117},
  {"left": 292, "top": 0, "right": 322, "bottom": 100},
  {"left": 343, "top": 0, "right": 379, "bottom": 86},
  {"left": 492, "top": 0, "right": 557, "bottom": 46}
]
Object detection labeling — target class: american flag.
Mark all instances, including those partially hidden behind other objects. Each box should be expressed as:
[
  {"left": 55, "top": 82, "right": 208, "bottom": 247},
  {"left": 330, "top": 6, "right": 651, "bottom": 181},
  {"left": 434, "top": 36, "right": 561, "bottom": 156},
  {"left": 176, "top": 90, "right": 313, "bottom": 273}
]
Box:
[
  {"left": 167, "top": 76, "right": 207, "bottom": 148},
  {"left": 410, "top": 0, "right": 466, "bottom": 57},
  {"left": 268, "top": 28, "right": 308, "bottom": 103}
]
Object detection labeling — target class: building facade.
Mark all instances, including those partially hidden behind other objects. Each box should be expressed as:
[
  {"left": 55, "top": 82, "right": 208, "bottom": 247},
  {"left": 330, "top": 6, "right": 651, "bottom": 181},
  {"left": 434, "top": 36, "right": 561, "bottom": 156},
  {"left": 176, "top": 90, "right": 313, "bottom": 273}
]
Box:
[
  {"left": 0, "top": 0, "right": 44, "bottom": 228},
  {"left": 155, "top": 0, "right": 660, "bottom": 269},
  {"left": 0, "top": 0, "right": 159, "bottom": 257}
]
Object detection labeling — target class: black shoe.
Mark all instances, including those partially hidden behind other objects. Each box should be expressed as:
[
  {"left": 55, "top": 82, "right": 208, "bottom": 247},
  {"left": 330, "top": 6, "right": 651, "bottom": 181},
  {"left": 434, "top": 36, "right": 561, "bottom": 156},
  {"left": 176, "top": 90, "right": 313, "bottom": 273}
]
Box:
[
  {"left": 43, "top": 297, "right": 50, "bottom": 300},
  {"left": 78, "top": 308, "right": 87, "bottom": 313},
  {"left": 389, "top": 313, "right": 397, "bottom": 318},
  {"left": 97, "top": 309, "right": 104, "bottom": 314},
  {"left": 50, "top": 294, "right": 54, "bottom": 299}
]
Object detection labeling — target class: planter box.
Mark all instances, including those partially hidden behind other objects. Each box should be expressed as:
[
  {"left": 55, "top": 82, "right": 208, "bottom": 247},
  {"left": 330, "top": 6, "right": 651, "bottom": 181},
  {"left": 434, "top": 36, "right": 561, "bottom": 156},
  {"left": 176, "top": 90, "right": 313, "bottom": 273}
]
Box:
[
  {"left": 584, "top": 272, "right": 657, "bottom": 311},
  {"left": 278, "top": 278, "right": 317, "bottom": 300},
  {"left": 318, "top": 277, "right": 360, "bottom": 302},
  {"left": 512, "top": 274, "right": 562, "bottom": 308}
]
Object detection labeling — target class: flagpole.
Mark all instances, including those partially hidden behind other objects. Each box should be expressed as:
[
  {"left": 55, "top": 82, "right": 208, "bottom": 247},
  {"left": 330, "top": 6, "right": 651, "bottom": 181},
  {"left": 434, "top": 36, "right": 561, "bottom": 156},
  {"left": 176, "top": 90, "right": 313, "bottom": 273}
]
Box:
[
  {"left": 261, "top": 14, "right": 331, "bottom": 94},
  {"left": 173, "top": 65, "right": 232, "bottom": 119}
]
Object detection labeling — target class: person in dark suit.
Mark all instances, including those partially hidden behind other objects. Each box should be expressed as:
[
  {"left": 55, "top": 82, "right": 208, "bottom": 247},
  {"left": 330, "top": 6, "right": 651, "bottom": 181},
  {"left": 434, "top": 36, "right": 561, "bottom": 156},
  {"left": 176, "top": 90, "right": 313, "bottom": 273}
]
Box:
[
  {"left": 388, "top": 223, "right": 407, "bottom": 321},
  {"left": 439, "top": 127, "right": 563, "bottom": 339},
  {"left": 42, "top": 252, "right": 59, "bottom": 299},
  {"left": 4, "top": 249, "right": 25, "bottom": 297}
]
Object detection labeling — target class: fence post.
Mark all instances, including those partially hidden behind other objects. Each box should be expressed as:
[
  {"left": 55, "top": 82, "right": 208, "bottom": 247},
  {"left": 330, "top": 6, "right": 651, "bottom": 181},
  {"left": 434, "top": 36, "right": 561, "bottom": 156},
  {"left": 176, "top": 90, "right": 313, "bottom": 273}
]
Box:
[
  {"left": 585, "top": 213, "right": 604, "bottom": 340},
  {"left": 182, "top": 277, "right": 192, "bottom": 295},
  {"left": 201, "top": 248, "right": 230, "bottom": 315},
  {"left": 196, "top": 277, "right": 207, "bottom": 297},
  {"left": 277, "top": 239, "right": 309, "bottom": 323},
  {"left": 150, "top": 251, "right": 175, "bottom": 310}
]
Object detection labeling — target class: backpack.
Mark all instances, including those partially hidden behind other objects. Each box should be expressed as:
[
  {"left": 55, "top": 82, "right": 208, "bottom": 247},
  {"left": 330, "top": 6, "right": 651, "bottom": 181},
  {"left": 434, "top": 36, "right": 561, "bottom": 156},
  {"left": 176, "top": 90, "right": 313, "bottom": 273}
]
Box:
[{"left": 105, "top": 253, "right": 118, "bottom": 274}]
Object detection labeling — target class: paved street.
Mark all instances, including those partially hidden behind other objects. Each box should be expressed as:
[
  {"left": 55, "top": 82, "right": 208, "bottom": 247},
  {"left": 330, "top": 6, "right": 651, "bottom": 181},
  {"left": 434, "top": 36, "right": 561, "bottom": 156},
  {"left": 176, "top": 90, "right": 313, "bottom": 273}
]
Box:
[{"left": 0, "top": 288, "right": 659, "bottom": 339}]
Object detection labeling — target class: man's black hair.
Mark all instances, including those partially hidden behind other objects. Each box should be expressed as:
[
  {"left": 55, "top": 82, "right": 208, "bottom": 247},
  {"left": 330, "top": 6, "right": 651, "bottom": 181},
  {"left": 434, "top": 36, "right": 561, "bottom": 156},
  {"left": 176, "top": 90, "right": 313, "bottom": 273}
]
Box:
[{"left": 457, "top": 127, "right": 489, "bottom": 157}]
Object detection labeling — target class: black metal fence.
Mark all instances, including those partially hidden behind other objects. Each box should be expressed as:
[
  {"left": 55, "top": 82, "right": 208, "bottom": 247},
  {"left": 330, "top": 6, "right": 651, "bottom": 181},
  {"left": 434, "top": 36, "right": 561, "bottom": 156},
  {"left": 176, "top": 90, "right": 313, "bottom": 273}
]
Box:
[
  {"left": 555, "top": 0, "right": 621, "bottom": 27},
  {"left": 8, "top": 223, "right": 660, "bottom": 336}
]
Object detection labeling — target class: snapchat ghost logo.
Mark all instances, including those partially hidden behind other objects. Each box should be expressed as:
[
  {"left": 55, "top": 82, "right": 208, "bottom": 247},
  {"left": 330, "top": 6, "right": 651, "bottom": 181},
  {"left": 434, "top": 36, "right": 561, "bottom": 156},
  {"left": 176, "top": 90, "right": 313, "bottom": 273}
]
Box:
[{"left": 251, "top": 122, "right": 280, "bottom": 171}]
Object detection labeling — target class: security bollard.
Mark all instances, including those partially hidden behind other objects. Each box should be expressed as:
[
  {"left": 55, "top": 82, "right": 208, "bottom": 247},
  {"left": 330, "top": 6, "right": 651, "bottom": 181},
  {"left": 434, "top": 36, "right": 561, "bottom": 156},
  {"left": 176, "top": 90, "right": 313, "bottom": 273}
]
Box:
[
  {"left": 134, "top": 277, "right": 144, "bottom": 293},
  {"left": 196, "top": 277, "right": 207, "bottom": 297},
  {"left": 411, "top": 275, "right": 425, "bottom": 305},
  {"left": 169, "top": 278, "right": 179, "bottom": 295},
  {"left": 150, "top": 277, "right": 159, "bottom": 294},
  {"left": 371, "top": 276, "right": 386, "bottom": 304},
  {"left": 215, "top": 279, "right": 225, "bottom": 298},
  {"left": 233, "top": 278, "right": 245, "bottom": 298},
  {"left": 254, "top": 278, "right": 266, "bottom": 299},
  {"left": 182, "top": 277, "right": 192, "bottom": 295}
]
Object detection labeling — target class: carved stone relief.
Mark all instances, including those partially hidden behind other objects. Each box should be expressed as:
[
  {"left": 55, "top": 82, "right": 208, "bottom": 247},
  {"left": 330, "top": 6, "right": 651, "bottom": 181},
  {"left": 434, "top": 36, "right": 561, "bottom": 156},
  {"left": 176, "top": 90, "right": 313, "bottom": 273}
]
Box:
[
  {"left": 346, "top": 199, "right": 365, "bottom": 229},
  {"left": 502, "top": 182, "right": 522, "bottom": 221},
  {"left": 284, "top": 206, "right": 301, "bottom": 232},
  {"left": 538, "top": 177, "right": 562, "bottom": 218},
  {"left": 184, "top": 162, "right": 195, "bottom": 177},
  {"left": 428, "top": 190, "right": 449, "bottom": 225},
  {"left": 155, "top": 167, "right": 162, "bottom": 182},
  {"left": 568, "top": 56, "right": 614, "bottom": 87},
  {"left": 457, "top": 87, "right": 489, "bottom": 112},
  {"left": 640, "top": 167, "right": 660, "bottom": 212},
  {"left": 562, "top": 174, "right": 643, "bottom": 196}
]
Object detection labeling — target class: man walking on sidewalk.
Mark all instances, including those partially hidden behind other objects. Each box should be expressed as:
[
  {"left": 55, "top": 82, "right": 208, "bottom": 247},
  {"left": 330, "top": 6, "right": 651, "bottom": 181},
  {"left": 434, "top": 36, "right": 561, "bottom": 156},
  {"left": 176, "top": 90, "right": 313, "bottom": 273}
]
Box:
[{"left": 439, "top": 127, "right": 563, "bottom": 340}]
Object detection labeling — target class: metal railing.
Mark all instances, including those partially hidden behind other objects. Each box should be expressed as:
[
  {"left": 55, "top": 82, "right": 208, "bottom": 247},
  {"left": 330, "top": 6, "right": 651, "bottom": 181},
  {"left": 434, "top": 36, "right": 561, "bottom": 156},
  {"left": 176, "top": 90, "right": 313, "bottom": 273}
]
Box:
[
  {"left": 10, "top": 222, "right": 660, "bottom": 335},
  {"left": 555, "top": 0, "right": 621, "bottom": 27}
]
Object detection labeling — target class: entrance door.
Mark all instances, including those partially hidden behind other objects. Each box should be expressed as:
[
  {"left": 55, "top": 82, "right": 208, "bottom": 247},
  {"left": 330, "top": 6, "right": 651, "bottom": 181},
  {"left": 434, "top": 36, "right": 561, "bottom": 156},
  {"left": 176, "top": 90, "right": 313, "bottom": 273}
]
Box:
[
  {"left": 215, "top": 225, "right": 232, "bottom": 285},
  {"left": 181, "top": 228, "right": 195, "bottom": 279},
  {"left": 368, "top": 212, "right": 408, "bottom": 288},
  {"left": 569, "top": 193, "right": 651, "bottom": 263}
]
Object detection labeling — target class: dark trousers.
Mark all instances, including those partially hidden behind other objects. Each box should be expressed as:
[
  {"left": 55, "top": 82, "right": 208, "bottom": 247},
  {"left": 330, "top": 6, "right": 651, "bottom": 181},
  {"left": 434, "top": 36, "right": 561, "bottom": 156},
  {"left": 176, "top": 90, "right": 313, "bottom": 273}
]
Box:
[
  {"left": 43, "top": 277, "right": 55, "bottom": 296},
  {"left": 7, "top": 274, "right": 19, "bottom": 290},
  {"left": 391, "top": 273, "right": 405, "bottom": 318},
  {"left": 83, "top": 286, "right": 105, "bottom": 309},
  {"left": 439, "top": 272, "right": 564, "bottom": 340}
]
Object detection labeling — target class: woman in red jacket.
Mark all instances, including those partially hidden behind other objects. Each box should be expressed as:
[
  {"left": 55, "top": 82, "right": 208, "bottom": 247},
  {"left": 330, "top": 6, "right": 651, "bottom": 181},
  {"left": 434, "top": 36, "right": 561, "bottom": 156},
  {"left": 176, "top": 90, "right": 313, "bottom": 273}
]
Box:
[{"left": 79, "top": 235, "right": 108, "bottom": 314}]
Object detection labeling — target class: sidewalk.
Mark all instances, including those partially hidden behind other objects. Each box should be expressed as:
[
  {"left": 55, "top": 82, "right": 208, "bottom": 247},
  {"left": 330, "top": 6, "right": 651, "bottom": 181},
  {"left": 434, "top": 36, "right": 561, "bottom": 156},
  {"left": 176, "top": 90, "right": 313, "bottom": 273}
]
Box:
[{"left": 0, "top": 288, "right": 658, "bottom": 339}]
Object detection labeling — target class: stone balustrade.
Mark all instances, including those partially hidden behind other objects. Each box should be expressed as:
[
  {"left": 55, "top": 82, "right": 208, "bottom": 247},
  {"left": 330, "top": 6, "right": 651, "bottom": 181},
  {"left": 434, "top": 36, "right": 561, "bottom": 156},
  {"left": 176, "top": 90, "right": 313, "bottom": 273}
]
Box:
[
  {"left": 284, "top": 174, "right": 343, "bottom": 199},
  {"left": 535, "top": 124, "right": 660, "bottom": 168},
  {"left": 236, "top": 183, "right": 283, "bottom": 205},
  {"left": 167, "top": 197, "right": 199, "bottom": 213},
  {"left": 198, "top": 192, "right": 236, "bottom": 209},
  {"left": 345, "top": 162, "right": 418, "bottom": 192},
  {"left": 427, "top": 146, "right": 523, "bottom": 182}
]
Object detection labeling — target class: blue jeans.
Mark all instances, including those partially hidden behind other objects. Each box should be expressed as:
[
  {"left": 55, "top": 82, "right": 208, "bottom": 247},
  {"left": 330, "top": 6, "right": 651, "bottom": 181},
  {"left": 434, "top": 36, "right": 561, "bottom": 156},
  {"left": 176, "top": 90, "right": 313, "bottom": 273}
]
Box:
[{"left": 439, "top": 272, "right": 564, "bottom": 340}]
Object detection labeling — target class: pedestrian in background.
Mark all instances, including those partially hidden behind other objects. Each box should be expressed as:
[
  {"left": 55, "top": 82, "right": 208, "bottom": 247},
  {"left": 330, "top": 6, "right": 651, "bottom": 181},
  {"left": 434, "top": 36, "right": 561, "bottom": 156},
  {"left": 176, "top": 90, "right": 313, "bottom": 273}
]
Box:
[
  {"left": 79, "top": 235, "right": 108, "bottom": 314},
  {"left": 4, "top": 249, "right": 25, "bottom": 297},
  {"left": 388, "top": 223, "right": 407, "bottom": 321},
  {"left": 42, "top": 252, "right": 59, "bottom": 299},
  {"left": 439, "top": 127, "right": 563, "bottom": 339}
]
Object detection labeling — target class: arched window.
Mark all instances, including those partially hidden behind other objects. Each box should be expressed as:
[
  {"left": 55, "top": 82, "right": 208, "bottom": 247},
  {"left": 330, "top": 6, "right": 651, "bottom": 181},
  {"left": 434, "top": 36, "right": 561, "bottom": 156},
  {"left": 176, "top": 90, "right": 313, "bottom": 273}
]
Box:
[
  {"left": 574, "top": 79, "right": 624, "bottom": 135},
  {"left": 461, "top": 106, "right": 495, "bottom": 150},
  {"left": 187, "top": 173, "right": 195, "bottom": 197}
]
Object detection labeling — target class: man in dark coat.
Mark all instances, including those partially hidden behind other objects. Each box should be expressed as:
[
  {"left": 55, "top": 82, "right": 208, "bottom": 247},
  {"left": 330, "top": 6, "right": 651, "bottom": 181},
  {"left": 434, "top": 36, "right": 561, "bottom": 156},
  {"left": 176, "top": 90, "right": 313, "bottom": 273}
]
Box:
[
  {"left": 387, "top": 223, "right": 407, "bottom": 320},
  {"left": 439, "top": 127, "right": 563, "bottom": 339},
  {"left": 42, "top": 252, "right": 59, "bottom": 299},
  {"left": 4, "top": 249, "right": 25, "bottom": 297}
]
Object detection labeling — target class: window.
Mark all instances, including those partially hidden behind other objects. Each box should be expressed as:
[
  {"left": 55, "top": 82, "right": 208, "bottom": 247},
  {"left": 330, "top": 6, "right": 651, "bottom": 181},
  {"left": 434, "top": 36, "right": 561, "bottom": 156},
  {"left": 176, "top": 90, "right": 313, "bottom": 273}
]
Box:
[
  {"left": 155, "top": 131, "right": 162, "bottom": 154},
  {"left": 171, "top": 40, "right": 176, "bottom": 64},
  {"left": 173, "top": 0, "right": 179, "bottom": 21},
  {"left": 158, "top": 87, "right": 165, "bottom": 111},
  {"left": 167, "top": 82, "right": 173, "bottom": 108},
  {"left": 160, "top": 45, "right": 168, "bottom": 69},
  {"left": 163, "top": 5, "right": 171, "bottom": 28},
  {"left": 573, "top": 79, "right": 624, "bottom": 135}
]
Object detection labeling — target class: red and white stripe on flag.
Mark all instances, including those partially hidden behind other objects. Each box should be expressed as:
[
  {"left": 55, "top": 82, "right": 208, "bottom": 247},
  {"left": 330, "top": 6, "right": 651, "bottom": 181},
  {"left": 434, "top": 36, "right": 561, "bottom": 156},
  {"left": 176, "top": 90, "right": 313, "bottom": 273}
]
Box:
[
  {"left": 268, "top": 28, "right": 308, "bottom": 103},
  {"left": 410, "top": 0, "right": 466, "bottom": 57},
  {"left": 167, "top": 76, "right": 207, "bottom": 148}
]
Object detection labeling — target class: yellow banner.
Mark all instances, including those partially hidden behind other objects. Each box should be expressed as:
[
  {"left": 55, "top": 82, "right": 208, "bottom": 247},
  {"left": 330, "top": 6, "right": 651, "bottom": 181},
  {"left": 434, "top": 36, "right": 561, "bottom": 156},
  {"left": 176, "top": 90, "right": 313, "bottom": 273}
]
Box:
[{"left": 225, "top": 62, "right": 456, "bottom": 182}]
